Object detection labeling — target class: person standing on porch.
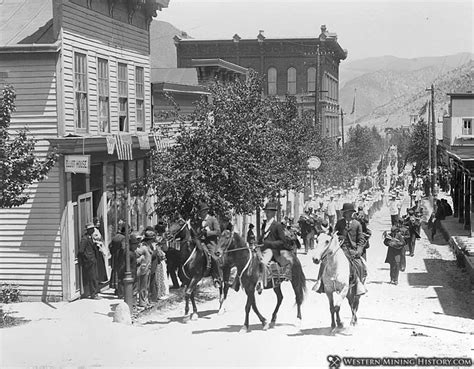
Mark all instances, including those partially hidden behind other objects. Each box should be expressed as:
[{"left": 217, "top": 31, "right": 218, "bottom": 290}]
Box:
[{"left": 78, "top": 222, "right": 100, "bottom": 299}]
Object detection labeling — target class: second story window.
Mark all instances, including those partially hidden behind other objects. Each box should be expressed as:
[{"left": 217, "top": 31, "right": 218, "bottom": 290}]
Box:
[
  {"left": 135, "top": 66, "right": 145, "bottom": 132},
  {"left": 118, "top": 63, "right": 128, "bottom": 132},
  {"left": 307, "top": 67, "right": 316, "bottom": 94},
  {"left": 287, "top": 67, "right": 296, "bottom": 95},
  {"left": 463, "top": 118, "right": 472, "bottom": 135},
  {"left": 268, "top": 67, "right": 277, "bottom": 96},
  {"left": 74, "top": 52, "right": 88, "bottom": 131},
  {"left": 98, "top": 58, "right": 110, "bottom": 133}
]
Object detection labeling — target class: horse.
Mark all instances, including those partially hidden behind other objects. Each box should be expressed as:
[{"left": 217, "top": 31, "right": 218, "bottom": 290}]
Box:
[
  {"left": 166, "top": 217, "right": 227, "bottom": 321},
  {"left": 311, "top": 232, "right": 361, "bottom": 331},
  {"left": 218, "top": 230, "right": 306, "bottom": 333}
]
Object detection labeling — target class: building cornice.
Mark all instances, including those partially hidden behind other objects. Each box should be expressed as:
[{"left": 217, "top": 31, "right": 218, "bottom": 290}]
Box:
[{"left": 0, "top": 41, "right": 61, "bottom": 54}]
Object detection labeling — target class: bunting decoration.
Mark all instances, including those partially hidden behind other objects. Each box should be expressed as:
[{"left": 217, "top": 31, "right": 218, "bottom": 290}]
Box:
[
  {"left": 137, "top": 133, "right": 150, "bottom": 150},
  {"left": 350, "top": 89, "right": 356, "bottom": 115},
  {"left": 106, "top": 135, "right": 116, "bottom": 155},
  {"left": 115, "top": 134, "right": 133, "bottom": 161}
]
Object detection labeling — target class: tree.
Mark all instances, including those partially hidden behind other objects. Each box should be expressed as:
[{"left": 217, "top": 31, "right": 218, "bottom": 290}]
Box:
[
  {"left": 0, "top": 85, "right": 58, "bottom": 208},
  {"left": 344, "top": 124, "right": 383, "bottom": 176},
  {"left": 406, "top": 119, "right": 429, "bottom": 173},
  {"left": 388, "top": 127, "right": 412, "bottom": 173}
]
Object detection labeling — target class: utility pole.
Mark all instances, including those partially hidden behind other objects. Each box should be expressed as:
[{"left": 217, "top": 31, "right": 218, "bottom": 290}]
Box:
[
  {"left": 427, "top": 99, "right": 432, "bottom": 197},
  {"left": 340, "top": 108, "right": 345, "bottom": 148},
  {"left": 315, "top": 44, "right": 320, "bottom": 131},
  {"left": 429, "top": 84, "right": 437, "bottom": 195}
]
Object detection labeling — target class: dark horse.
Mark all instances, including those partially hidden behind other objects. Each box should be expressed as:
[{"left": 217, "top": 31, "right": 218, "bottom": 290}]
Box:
[
  {"left": 218, "top": 230, "right": 306, "bottom": 333},
  {"left": 166, "top": 217, "right": 227, "bottom": 321}
]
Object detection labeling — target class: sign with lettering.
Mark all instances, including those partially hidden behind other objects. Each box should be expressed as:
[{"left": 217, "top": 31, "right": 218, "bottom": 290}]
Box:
[{"left": 64, "top": 155, "right": 90, "bottom": 174}]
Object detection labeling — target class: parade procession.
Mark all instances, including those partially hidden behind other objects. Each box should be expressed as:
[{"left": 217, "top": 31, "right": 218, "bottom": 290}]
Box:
[{"left": 0, "top": 0, "right": 473, "bottom": 368}]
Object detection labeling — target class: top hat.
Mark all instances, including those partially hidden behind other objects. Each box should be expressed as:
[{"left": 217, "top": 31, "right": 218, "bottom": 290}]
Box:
[
  {"left": 144, "top": 230, "right": 156, "bottom": 240},
  {"left": 85, "top": 222, "right": 95, "bottom": 230},
  {"left": 341, "top": 203, "right": 356, "bottom": 213},
  {"left": 263, "top": 201, "right": 278, "bottom": 211}
]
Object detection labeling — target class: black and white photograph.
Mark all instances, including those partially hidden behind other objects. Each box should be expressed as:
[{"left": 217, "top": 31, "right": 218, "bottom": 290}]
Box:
[{"left": 0, "top": 0, "right": 473, "bottom": 368}]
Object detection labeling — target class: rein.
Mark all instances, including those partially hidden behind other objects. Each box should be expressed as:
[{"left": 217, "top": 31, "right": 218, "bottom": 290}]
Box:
[{"left": 320, "top": 234, "right": 343, "bottom": 263}]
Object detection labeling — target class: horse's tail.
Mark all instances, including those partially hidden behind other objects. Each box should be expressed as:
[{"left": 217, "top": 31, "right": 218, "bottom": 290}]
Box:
[{"left": 292, "top": 256, "right": 307, "bottom": 306}]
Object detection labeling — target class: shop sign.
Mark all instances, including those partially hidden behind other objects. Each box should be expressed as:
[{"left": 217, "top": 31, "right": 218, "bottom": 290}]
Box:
[
  {"left": 307, "top": 156, "right": 321, "bottom": 170},
  {"left": 64, "top": 155, "right": 90, "bottom": 174}
]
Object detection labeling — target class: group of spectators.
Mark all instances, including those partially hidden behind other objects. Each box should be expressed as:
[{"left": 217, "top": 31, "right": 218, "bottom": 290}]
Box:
[{"left": 78, "top": 220, "right": 170, "bottom": 308}]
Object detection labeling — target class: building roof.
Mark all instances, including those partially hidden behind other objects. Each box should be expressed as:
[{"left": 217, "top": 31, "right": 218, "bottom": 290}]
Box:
[
  {"left": 153, "top": 82, "right": 209, "bottom": 95},
  {"left": 0, "top": 0, "right": 54, "bottom": 46},
  {"left": 447, "top": 146, "right": 474, "bottom": 162},
  {"left": 447, "top": 92, "right": 474, "bottom": 98},
  {"left": 151, "top": 68, "right": 199, "bottom": 85},
  {"left": 191, "top": 58, "right": 248, "bottom": 74}
]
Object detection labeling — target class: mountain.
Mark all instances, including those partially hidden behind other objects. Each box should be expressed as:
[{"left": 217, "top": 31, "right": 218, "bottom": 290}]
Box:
[
  {"left": 339, "top": 53, "right": 473, "bottom": 129},
  {"left": 150, "top": 20, "right": 191, "bottom": 69},
  {"left": 344, "top": 60, "right": 473, "bottom": 132}
]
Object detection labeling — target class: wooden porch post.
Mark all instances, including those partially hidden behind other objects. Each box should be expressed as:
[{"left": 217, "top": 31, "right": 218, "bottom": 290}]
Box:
[{"left": 464, "top": 172, "right": 471, "bottom": 231}]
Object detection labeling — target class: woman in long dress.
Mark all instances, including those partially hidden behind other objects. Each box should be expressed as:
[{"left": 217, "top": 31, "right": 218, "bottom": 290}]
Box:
[
  {"left": 155, "top": 222, "right": 169, "bottom": 299},
  {"left": 93, "top": 217, "right": 110, "bottom": 283}
]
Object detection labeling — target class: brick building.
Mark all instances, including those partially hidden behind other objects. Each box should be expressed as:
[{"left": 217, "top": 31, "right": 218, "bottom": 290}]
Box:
[{"left": 174, "top": 25, "right": 347, "bottom": 142}]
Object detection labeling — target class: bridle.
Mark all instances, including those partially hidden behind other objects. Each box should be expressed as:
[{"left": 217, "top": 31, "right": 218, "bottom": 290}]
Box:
[{"left": 318, "top": 232, "right": 343, "bottom": 263}]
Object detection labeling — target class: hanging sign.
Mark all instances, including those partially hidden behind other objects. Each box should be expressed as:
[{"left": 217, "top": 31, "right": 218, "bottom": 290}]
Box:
[
  {"left": 307, "top": 156, "right": 321, "bottom": 170},
  {"left": 64, "top": 155, "right": 90, "bottom": 174}
]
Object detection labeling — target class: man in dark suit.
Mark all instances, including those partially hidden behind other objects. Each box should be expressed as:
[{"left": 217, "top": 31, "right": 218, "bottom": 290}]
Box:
[
  {"left": 78, "top": 222, "right": 100, "bottom": 299},
  {"left": 257, "top": 201, "right": 293, "bottom": 292},
  {"left": 196, "top": 202, "right": 222, "bottom": 287}
]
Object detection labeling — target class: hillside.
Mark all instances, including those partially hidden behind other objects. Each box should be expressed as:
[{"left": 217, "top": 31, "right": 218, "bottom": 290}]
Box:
[
  {"left": 344, "top": 61, "right": 473, "bottom": 132},
  {"left": 150, "top": 20, "right": 191, "bottom": 69}
]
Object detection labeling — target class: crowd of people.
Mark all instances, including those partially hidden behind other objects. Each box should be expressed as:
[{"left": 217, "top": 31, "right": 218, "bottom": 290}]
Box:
[{"left": 78, "top": 220, "right": 170, "bottom": 308}]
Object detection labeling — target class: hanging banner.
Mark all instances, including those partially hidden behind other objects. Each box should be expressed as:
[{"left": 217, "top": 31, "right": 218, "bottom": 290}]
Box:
[
  {"left": 106, "top": 135, "right": 116, "bottom": 155},
  {"left": 65, "top": 155, "right": 90, "bottom": 174},
  {"left": 137, "top": 133, "right": 150, "bottom": 150},
  {"left": 115, "top": 134, "right": 133, "bottom": 161}
]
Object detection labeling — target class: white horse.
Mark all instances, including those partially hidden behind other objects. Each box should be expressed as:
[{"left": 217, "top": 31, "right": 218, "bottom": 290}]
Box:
[{"left": 312, "top": 232, "right": 361, "bottom": 331}]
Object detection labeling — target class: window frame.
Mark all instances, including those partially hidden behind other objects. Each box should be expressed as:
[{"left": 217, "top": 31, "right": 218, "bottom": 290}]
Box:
[
  {"left": 307, "top": 67, "right": 316, "bottom": 94},
  {"left": 267, "top": 67, "right": 277, "bottom": 96},
  {"left": 287, "top": 67, "right": 297, "bottom": 95},
  {"left": 97, "top": 57, "right": 110, "bottom": 134},
  {"left": 135, "top": 66, "right": 145, "bottom": 132},
  {"left": 73, "top": 51, "right": 89, "bottom": 132},
  {"left": 118, "top": 62, "right": 129, "bottom": 132},
  {"left": 462, "top": 118, "right": 473, "bottom": 136}
]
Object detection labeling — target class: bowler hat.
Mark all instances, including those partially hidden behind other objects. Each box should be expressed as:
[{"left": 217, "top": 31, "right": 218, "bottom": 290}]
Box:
[
  {"left": 85, "top": 222, "right": 95, "bottom": 230},
  {"left": 341, "top": 203, "right": 356, "bottom": 213},
  {"left": 144, "top": 230, "right": 156, "bottom": 239},
  {"left": 263, "top": 201, "right": 278, "bottom": 211}
]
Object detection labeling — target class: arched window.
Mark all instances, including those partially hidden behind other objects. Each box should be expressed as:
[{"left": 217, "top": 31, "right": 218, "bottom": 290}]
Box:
[
  {"left": 307, "top": 67, "right": 316, "bottom": 93},
  {"left": 267, "top": 67, "right": 277, "bottom": 96},
  {"left": 287, "top": 67, "right": 296, "bottom": 95}
]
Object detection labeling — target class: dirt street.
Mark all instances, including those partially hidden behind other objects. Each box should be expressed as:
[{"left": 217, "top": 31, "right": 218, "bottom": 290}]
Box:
[
  {"left": 134, "top": 202, "right": 473, "bottom": 368},
  {"left": 1, "top": 201, "right": 473, "bottom": 368}
]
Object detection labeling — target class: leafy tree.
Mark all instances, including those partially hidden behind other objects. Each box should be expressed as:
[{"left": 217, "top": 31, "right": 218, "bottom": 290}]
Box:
[
  {"left": 388, "top": 127, "right": 411, "bottom": 173},
  {"left": 0, "top": 85, "right": 58, "bottom": 208},
  {"left": 344, "top": 124, "right": 382, "bottom": 176},
  {"left": 407, "top": 119, "right": 429, "bottom": 173}
]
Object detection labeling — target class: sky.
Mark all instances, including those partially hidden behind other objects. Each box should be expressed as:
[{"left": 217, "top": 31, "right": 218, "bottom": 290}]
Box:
[{"left": 158, "top": 0, "right": 473, "bottom": 61}]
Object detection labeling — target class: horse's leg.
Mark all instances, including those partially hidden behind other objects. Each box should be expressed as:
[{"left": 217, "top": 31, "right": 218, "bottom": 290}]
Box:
[
  {"left": 240, "top": 292, "right": 253, "bottom": 333},
  {"left": 190, "top": 290, "right": 199, "bottom": 321},
  {"left": 250, "top": 292, "right": 269, "bottom": 330},
  {"left": 218, "top": 266, "right": 231, "bottom": 315},
  {"left": 327, "top": 292, "right": 336, "bottom": 331},
  {"left": 270, "top": 286, "right": 283, "bottom": 328},
  {"left": 348, "top": 290, "right": 360, "bottom": 326},
  {"left": 184, "top": 275, "right": 201, "bottom": 321}
]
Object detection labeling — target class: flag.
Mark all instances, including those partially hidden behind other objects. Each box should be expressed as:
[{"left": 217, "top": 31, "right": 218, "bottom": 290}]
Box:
[
  {"left": 115, "top": 134, "right": 133, "bottom": 160},
  {"left": 350, "top": 89, "right": 356, "bottom": 115},
  {"left": 418, "top": 101, "right": 428, "bottom": 116},
  {"left": 106, "top": 135, "right": 116, "bottom": 155},
  {"left": 137, "top": 133, "right": 150, "bottom": 150}
]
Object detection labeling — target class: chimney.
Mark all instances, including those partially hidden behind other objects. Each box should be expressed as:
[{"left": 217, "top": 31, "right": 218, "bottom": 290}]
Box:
[
  {"left": 257, "top": 30, "right": 265, "bottom": 42},
  {"left": 320, "top": 25, "right": 327, "bottom": 33}
]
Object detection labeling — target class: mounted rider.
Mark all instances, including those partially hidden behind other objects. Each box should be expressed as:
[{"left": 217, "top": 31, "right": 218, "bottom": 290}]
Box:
[
  {"left": 256, "top": 201, "right": 294, "bottom": 293},
  {"left": 314, "top": 203, "right": 367, "bottom": 296},
  {"left": 195, "top": 201, "right": 222, "bottom": 288}
]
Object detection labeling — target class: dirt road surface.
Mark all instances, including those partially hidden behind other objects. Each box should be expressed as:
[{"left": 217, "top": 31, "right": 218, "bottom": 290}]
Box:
[{"left": 1, "top": 201, "right": 473, "bottom": 368}]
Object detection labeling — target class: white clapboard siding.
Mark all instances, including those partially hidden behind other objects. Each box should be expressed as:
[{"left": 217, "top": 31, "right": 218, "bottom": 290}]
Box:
[
  {"left": 61, "top": 1, "right": 152, "bottom": 136},
  {"left": 0, "top": 53, "right": 62, "bottom": 301}
]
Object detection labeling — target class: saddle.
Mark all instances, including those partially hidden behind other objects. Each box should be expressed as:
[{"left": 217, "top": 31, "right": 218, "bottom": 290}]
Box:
[{"left": 254, "top": 249, "right": 293, "bottom": 289}]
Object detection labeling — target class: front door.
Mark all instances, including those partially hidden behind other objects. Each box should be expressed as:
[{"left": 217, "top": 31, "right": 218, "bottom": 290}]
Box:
[{"left": 75, "top": 192, "right": 93, "bottom": 297}]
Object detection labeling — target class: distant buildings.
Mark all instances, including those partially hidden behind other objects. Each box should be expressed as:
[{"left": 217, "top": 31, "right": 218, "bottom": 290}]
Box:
[
  {"left": 174, "top": 25, "right": 347, "bottom": 143},
  {"left": 442, "top": 92, "right": 474, "bottom": 234}
]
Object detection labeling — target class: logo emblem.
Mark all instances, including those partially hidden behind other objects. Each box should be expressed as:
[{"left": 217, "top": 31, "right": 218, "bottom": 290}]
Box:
[{"left": 327, "top": 355, "right": 342, "bottom": 368}]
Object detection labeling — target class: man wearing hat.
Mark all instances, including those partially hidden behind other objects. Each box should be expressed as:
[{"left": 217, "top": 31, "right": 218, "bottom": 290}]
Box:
[
  {"left": 383, "top": 225, "right": 406, "bottom": 285},
  {"left": 246, "top": 224, "right": 256, "bottom": 245},
  {"left": 402, "top": 208, "right": 421, "bottom": 257},
  {"left": 326, "top": 194, "right": 337, "bottom": 228},
  {"left": 315, "top": 203, "right": 367, "bottom": 295},
  {"left": 196, "top": 201, "right": 222, "bottom": 288},
  {"left": 389, "top": 194, "right": 399, "bottom": 226},
  {"left": 78, "top": 222, "right": 100, "bottom": 299},
  {"left": 257, "top": 201, "right": 293, "bottom": 292}
]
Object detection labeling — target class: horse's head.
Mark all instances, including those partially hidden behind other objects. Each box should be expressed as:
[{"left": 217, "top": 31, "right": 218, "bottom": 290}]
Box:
[
  {"left": 166, "top": 217, "right": 188, "bottom": 242},
  {"left": 312, "top": 232, "right": 335, "bottom": 264},
  {"left": 217, "top": 229, "right": 234, "bottom": 253}
]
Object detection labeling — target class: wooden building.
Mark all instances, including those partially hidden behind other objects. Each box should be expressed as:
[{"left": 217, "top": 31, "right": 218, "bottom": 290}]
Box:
[
  {"left": 174, "top": 25, "right": 347, "bottom": 142},
  {"left": 442, "top": 92, "right": 474, "bottom": 234},
  {"left": 0, "top": 0, "right": 169, "bottom": 301}
]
